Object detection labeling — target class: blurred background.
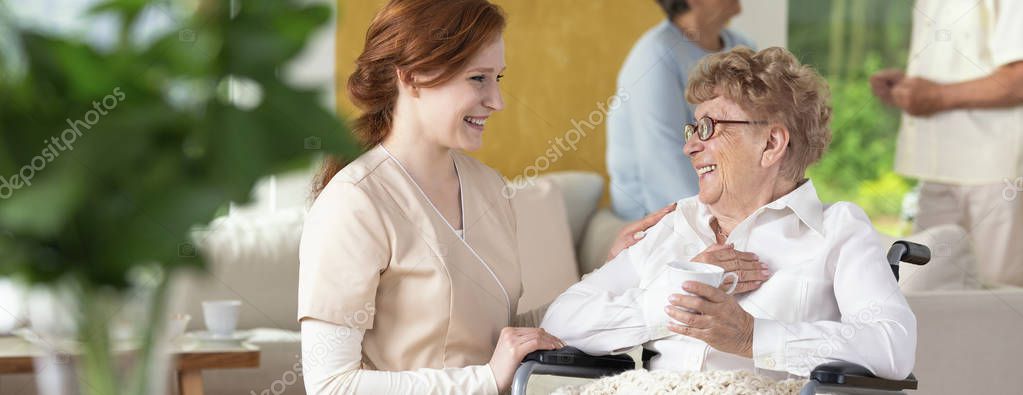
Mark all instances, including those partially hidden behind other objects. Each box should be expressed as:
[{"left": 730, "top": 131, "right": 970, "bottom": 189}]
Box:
[
  {"left": 336, "top": 0, "right": 914, "bottom": 235},
  {"left": 8, "top": 0, "right": 915, "bottom": 234},
  {"left": 1, "top": 2, "right": 1015, "bottom": 395}
]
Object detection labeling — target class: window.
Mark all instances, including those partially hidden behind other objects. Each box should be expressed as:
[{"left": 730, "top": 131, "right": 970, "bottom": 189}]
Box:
[{"left": 789, "top": 0, "right": 915, "bottom": 236}]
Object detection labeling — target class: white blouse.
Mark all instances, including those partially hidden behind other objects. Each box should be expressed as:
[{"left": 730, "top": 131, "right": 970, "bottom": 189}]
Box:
[{"left": 540, "top": 180, "right": 917, "bottom": 380}]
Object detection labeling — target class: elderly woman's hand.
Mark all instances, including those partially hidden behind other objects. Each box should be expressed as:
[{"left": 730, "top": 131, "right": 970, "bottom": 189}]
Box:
[
  {"left": 692, "top": 243, "right": 770, "bottom": 294},
  {"left": 606, "top": 203, "right": 677, "bottom": 260},
  {"left": 664, "top": 281, "right": 755, "bottom": 358}
]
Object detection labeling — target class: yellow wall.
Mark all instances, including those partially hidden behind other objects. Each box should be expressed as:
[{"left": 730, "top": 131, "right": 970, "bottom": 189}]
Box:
[{"left": 336, "top": 1, "right": 665, "bottom": 201}]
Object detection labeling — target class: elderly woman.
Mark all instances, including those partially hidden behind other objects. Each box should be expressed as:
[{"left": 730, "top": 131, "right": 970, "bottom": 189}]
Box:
[{"left": 541, "top": 46, "right": 916, "bottom": 380}]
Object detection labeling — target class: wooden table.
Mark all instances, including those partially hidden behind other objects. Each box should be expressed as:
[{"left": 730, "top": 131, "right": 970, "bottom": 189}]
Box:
[{"left": 0, "top": 334, "right": 260, "bottom": 395}]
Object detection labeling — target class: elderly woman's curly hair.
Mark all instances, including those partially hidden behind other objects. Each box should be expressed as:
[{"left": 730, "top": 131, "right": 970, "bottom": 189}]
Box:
[{"left": 685, "top": 46, "right": 833, "bottom": 181}]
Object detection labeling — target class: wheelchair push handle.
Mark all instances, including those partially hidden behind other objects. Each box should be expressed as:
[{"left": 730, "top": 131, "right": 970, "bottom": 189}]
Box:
[
  {"left": 887, "top": 240, "right": 930, "bottom": 265},
  {"left": 887, "top": 240, "right": 930, "bottom": 281}
]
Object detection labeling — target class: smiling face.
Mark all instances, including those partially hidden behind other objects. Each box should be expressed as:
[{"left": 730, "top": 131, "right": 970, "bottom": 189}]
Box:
[
  {"left": 684, "top": 95, "right": 771, "bottom": 208},
  {"left": 410, "top": 37, "right": 506, "bottom": 152}
]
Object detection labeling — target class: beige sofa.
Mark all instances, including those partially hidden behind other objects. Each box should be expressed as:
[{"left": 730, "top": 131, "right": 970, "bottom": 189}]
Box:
[{"left": 5, "top": 170, "right": 1017, "bottom": 395}]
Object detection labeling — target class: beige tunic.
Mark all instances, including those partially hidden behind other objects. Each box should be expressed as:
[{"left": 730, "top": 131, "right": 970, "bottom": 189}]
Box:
[{"left": 297, "top": 145, "right": 521, "bottom": 372}]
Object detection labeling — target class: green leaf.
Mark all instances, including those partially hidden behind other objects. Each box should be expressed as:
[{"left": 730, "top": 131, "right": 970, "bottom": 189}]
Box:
[
  {"left": 0, "top": 161, "right": 87, "bottom": 238},
  {"left": 0, "top": 0, "right": 357, "bottom": 291}
]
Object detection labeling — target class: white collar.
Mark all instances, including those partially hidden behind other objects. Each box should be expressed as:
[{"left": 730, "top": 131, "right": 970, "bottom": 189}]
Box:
[
  {"left": 677, "top": 179, "right": 826, "bottom": 244},
  {"left": 761, "top": 179, "right": 825, "bottom": 236}
]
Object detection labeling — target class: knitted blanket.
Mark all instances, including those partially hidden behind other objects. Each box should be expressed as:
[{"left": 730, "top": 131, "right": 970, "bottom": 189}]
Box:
[{"left": 552, "top": 369, "right": 805, "bottom": 395}]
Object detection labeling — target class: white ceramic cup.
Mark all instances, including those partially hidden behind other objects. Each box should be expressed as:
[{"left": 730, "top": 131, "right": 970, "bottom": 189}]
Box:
[
  {"left": 666, "top": 261, "right": 739, "bottom": 295},
  {"left": 202, "top": 300, "right": 241, "bottom": 338}
]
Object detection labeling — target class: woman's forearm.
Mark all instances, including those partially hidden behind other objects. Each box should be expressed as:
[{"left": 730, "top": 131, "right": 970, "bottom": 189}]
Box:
[
  {"left": 752, "top": 314, "right": 916, "bottom": 380},
  {"left": 300, "top": 319, "right": 499, "bottom": 395},
  {"left": 542, "top": 285, "right": 667, "bottom": 354},
  {"left": 540, "top": 253, "right": 672, "bottom": 355}
]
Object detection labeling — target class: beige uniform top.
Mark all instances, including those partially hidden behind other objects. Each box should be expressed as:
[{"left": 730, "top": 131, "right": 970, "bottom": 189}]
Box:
[{"left": 297, "top": 145, "right": 522, "bottom": 372}]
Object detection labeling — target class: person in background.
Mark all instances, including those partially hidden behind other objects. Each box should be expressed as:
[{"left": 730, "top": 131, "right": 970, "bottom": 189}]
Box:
[
  {"left": 870, "top": 0, "right": 1023, "bottom": 287},
  {"left": 607, "top": 0, "right": 754, "bottom": 221}
]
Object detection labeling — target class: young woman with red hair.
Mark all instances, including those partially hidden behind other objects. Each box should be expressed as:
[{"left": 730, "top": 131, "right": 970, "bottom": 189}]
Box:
[{"left": 297, "top": 1, "right": 669, "bottom": 393}]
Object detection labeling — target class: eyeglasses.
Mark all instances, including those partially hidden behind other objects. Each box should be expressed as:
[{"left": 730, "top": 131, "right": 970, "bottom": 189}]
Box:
[{"left": 683, "top": 115, "right": 767, "bottom": 143}]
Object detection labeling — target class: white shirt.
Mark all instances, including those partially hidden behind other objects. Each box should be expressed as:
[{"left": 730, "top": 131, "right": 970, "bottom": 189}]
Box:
[
  {"left": 540, "top": 181, "right": 917, "bottom": 380},
  {"left": 895, "top": 0, "right": 1023, "bottom": 184}
]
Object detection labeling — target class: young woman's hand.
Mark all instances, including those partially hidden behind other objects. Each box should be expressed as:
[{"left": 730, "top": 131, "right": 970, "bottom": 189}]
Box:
[
  {"left": 607, "top": 203, "right": 677, "bottom": 260},
  {"left": 487, "top": 327, "right": 565, "bottom": 392}
]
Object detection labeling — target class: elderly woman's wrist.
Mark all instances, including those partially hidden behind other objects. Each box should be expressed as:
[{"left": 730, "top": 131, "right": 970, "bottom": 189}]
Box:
[{"left": 739, "top": 313, "right": 755, "bottom": 358}]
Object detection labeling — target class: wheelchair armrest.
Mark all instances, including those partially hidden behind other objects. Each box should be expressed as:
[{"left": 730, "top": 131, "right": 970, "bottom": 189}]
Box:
[
  {"left": 511, "top": 347, "right": 635, "bottom": 395},
  {"left": 521, "top": 346, "right": 635, "bottom": 370},
  {"left": 809, "top": 361, "right": 917, "bottom": 391}
]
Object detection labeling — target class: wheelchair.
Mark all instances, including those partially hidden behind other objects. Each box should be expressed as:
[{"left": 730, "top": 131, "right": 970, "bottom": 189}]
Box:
[{"left": 512, "top": 241, "right": 930, "bottom": 395}]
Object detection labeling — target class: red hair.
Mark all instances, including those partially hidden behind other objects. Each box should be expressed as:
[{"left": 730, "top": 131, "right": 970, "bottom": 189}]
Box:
[{"left": 313, "top": 0, "right": 507, "bottom": 197}]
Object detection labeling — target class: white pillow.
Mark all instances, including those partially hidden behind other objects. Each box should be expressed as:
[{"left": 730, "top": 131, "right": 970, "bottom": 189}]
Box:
[
  {"left": 172, "top": 207, "right": 307, "bottom": 331},
  {"left": 230, "top": 167, "right": 316, "bottom": 216},
  {"left": 0, "top": 279, "right": 25, "bottom": 334},
  {"left": 171, "top": 167, "right": 316, "bottom": 332}
]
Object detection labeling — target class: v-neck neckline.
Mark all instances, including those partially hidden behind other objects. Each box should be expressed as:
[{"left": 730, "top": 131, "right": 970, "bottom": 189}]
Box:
[
  {"left": 379, "top": 144, "right": 466, "bottom": 239},
  {"left": 378, "top": 145, "right": 511, "bottom": 315}
]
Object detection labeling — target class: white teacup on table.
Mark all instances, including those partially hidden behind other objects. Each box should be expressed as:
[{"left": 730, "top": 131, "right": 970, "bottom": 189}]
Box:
[
  {"left": 201, "top": 300, "right": 241, "bottom": 340},
  {"left": 666, "top": 261, "right": 738, "bottom": 318}
]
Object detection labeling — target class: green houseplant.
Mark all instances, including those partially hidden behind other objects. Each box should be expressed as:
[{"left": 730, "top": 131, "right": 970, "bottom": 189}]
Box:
[{"left": 0, "top": 0, "right": 359, "bottom": 393}]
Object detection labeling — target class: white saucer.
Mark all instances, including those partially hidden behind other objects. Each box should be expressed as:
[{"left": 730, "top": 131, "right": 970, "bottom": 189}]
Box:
[{"left": 189, "top": 331, "right": 249, "bottom": 344}]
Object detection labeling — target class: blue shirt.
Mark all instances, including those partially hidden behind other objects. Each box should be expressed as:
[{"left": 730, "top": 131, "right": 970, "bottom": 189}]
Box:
[{"left": 607, "top": 20, "right": 754, "bottom": 220}]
